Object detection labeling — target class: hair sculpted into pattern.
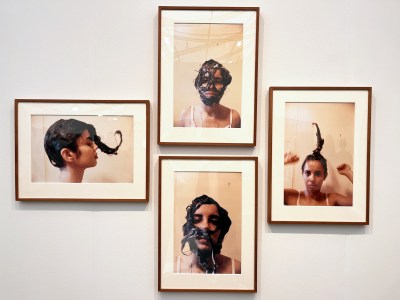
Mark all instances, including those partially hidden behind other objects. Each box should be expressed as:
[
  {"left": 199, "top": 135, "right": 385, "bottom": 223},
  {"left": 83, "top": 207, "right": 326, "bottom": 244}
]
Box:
[
  {"left": 194, "top": 59, "right": 232, "bottom": 90},
  {"left": 193, "top": 59, "right": 232, "bottom": 106},
  {"left": 44, "top": 118, "right": 122, "bottom": 168},
  {"left": 301, "top": 123, "right": 328, "bottom": 176},
  {"left": 181, "top": 194, "right": 231, "bottom": 255},
  {"left": 180, "top": 194, "right": 232, "bottom": 273}
]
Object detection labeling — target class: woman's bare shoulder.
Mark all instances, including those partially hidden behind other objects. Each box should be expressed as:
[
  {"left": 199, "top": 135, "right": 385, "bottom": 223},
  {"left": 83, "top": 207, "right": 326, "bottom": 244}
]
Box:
[
  {"left": 284, "top": 188, "right": 299, "bottom": 205},
  {"left": 327, "top": 192, "right": 353, "bottom": 206},
  {"left": 285, "top": 188, "right": 298, "bottom": 195},
  {"left": 179, "top": 106, "right": 191, "bottom": 118},
  {"left": 175, "top": 254, "right": 193, "bottom": 273},
  {"left": 216, "top": 254, "right": 241, "bottom": 274},
  {"left": 231, "top": 109, "right": 241, "bottom": 128},
  {"left": 177, "top": 106, "right": 193, "bottom": 127}
]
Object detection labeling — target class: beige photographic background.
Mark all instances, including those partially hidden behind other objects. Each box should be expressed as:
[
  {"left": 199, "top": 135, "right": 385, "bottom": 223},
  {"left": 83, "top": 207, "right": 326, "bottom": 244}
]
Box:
[
  {"left": 31, "top": 115, "right": 133, "bottom": 183},
  {"left": 173, "top": 23, "right": 243, "bottom": 126},
  {"left": 284, "top": 102, "right": 354, "bottom": 197},
  {"left": 173, "top": 171, "right": 242, "bottom": 262}
]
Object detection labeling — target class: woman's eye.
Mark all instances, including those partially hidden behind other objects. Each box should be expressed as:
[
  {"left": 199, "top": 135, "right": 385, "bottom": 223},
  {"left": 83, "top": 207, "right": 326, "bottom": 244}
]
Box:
[
  {"left": 209, "top": 219, "right": 218, "bottom": 225},
  {"left": 193, "top": 216, "right": 201, "bottom": 223}
]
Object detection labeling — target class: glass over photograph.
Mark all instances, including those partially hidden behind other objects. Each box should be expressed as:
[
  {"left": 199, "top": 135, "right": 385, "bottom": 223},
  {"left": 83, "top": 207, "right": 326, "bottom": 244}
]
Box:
[
  {"left": 158, "top": 7, "right": 259, "bottom": 145},
  {"left": 283, "top": 102, "right": 354, "bottom": 206},
  {"left": 173, "top": 172, "right": 242, "bottom": 274},
  {"left": 31, "top": 115, "right": 133, "bottom": 183},
  {"left": 173, "top": 23, "right": 243, "bottom": 128}
]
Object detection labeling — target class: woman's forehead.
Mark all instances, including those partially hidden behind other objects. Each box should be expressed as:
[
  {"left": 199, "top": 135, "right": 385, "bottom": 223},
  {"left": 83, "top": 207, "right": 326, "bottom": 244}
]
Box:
[
  {"left": 195, "top": 203, "right": 219, "bottom": 215},
  {"left": 213, "top": 69, "right": 222, "bottom": 77},
  {"left": 76, "top": 129, "right": 91, "bottom": 143},
  {"left": 304, "top": 160, "right": 324, "bottom": 170}
]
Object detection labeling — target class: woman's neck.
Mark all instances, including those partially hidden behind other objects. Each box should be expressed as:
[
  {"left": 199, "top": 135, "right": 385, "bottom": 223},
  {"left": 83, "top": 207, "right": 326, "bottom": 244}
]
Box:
[
  {"left": 200, "top": 103, "right": 222, "bottom": 116},
  {"left": 59, "top": 166, "right": 85, "bottom": 183},
  {"left": 303, "top": 189, "right": 323, "bottom": 200}
]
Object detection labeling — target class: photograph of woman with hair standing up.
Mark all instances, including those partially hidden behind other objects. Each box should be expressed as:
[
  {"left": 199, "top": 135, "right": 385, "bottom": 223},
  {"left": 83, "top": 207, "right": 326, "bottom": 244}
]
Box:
[{"left": 284, "top": 123, "right": 353, "bottom": 206}]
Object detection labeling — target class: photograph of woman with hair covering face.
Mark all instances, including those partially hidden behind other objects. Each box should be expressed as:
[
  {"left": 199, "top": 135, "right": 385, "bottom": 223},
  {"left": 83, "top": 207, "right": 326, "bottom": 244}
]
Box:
[
  {"left": 173, "top": 172, "right": 241, "bottom": 274},
  {"left": 31, "top": 115, "right": 133, "bottom": 183},
  {"left": 172, "top": 23, "right": 243, "bottom": 128},
  {"left": 283, "top": 103, "right": 355, "bottom": 206},
  {"left": 177, "top": 59, "right": 241, "bottom": 128}
]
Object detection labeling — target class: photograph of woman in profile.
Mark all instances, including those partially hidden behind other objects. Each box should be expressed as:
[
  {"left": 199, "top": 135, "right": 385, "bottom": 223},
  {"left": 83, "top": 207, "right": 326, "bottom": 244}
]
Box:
[
  {"left": 284, "top": 123, "right": 353, "bottom": 206},
  {"left": 175, "top": 194, "right": 241, "bottom": 274},
  {"left": 44, "top": 118, "right": 122, "bottom": 183}
]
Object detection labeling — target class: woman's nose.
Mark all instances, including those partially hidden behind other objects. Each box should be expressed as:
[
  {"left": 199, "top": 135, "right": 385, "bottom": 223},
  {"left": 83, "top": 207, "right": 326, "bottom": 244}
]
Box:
[{"left": 198, "top": 220, "right": 210, "bottom": 230}]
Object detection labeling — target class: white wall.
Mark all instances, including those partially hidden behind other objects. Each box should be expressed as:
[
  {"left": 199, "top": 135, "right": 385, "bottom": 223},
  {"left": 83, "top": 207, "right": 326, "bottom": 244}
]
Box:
[{"left": 1, "top": 0, "right": 400, "bottom": 299}]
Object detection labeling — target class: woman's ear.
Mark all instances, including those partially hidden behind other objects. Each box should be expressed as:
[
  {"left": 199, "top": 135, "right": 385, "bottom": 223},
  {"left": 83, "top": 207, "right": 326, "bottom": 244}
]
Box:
[{"left": 60, "top": 148, "right": 75, "bottom": 163}]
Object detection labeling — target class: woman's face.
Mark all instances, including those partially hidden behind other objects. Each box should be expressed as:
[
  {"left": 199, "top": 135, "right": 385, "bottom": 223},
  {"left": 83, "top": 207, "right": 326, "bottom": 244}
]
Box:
[
  {"left": 73, "top": 129, "right": 98, "bottom": 169},
  {"left": 302, "top": 160, "right": 326, "bottom": 192},
  {"left": 192, "top": 204, "right": 221, "bottom": 251},
  {"left": 198, "top": 69, "right": 225, "bottom": 105}
]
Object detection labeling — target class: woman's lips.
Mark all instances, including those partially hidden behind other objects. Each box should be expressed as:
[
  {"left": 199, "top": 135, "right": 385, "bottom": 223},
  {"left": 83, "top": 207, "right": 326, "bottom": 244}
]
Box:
[
  {"left": 197, "top": 238, "right": 210, "bottom": 246},
  {"left": 196, "top": 236, "right": 208, "bottom": 242}
]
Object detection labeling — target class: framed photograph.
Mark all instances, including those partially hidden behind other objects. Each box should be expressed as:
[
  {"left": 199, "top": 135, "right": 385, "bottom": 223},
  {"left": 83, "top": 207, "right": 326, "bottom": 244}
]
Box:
[
  {"left": 158, "top": 6, "right": 259, "bottom": 146},
  {"left": 267, "top": 87, "right": 372, "bottom": 224},
  {"left": 15, "top": 99, "right": 150, "bottom": 202},
  {"left": 158, "top": 156, "right": 257, "bottom": 292}
]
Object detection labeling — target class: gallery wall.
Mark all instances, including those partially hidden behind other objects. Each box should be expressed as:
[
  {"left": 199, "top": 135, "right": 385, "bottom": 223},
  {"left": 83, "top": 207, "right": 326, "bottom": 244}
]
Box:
[{"left": 1, "top": 0, "right": 400, "bottom": 299}]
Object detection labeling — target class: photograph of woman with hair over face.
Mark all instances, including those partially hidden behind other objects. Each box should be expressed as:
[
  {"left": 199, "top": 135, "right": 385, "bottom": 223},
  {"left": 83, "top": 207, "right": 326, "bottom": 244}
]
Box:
[
  {"left": 283, "top": 102, "right": 355, "bottom": 206},
  {"left": 176, "top": 195, "right": 241, "bottom": 274},
  {"left": 173, "top": 172, "right": 242, "bottom": 274},
  {"left": 31, "top": 115, "right": 133, "bottom": 183},
  {"left": 172, "top": 23, "right": 243, "bottom": 128},
  {"left": 176, "top": 59, "right": 241, "bottom": 128}
]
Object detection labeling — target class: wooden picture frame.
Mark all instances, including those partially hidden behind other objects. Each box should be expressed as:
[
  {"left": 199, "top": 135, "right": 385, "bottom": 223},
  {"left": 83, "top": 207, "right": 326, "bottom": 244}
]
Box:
[
  {"left": 158, "top": 156, "right": 257, "bottom": 292},
  {"left": 158, "top": 6, "right": 259, "bottom": 146},
  {"left": 267, "top": 87, "right": 372, "bottom": 224},
  {"left": 15, "top": 99, "right": 150, "bottom": 202}
]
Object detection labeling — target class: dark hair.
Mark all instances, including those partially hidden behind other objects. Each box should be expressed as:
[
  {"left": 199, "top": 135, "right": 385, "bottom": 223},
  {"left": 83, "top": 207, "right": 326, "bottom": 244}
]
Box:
[
  {"left": 182, "top": 194, "right": 231, "bottom": 255},
  {"left": 44, "top": 119, "right": 122, "bottom": 168},
  {"left": 301, "top": 123, "right": 328, "bottom": 177},
  {"left": 194, "top": 59, "right": 232, "bottom": 89}
]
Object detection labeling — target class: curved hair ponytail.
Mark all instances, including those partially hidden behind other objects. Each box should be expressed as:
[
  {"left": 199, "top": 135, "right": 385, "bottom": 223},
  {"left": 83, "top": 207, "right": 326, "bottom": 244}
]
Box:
[{"left": 301, "top": 123, "right": 328, "bottom": 177}]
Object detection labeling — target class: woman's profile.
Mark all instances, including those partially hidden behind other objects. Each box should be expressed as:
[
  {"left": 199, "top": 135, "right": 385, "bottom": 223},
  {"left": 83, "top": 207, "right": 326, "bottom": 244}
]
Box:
[
  {"left": 175, "top": 194, "right": 241, "bottom": 274},
  {"left": 177, "top": 59, "right": 241, "bottom": 128},
  {"left": 44, "top": 118, "right": 122, "bottom": 183},
  {"left": 284, "top": 123, "right": 353, "bottom": 206}
]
